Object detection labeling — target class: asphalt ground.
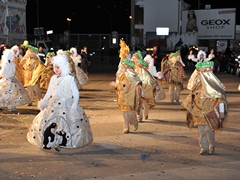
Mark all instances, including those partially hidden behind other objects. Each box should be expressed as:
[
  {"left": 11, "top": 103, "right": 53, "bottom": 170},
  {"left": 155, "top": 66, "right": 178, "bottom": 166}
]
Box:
[{"left": 0, "top": 58, "right": 240, "bottom": 180}]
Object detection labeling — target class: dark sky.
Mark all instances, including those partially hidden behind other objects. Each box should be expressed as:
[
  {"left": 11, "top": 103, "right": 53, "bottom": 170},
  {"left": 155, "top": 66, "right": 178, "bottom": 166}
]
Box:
[
  {"left": 26, "top": 0, "right": 239, "bottom": 35},
  {"left": 26, "top": 0, "right": 131, "bottom": 34}
]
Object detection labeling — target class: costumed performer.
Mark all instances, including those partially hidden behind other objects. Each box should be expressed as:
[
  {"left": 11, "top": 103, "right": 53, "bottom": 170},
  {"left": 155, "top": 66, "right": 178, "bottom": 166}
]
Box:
[
  {"left": 131, "top": 50, "right": 165, "bottom": 122},
  {"left": 70, "top": 47, "right": 89, "bottom": 88},
  {"left": 19, "top": 45, "right": 46, "bottom": 106},
  {"left": 27, "top": 52, "right": 93, "bottom": 152},
  {"left": 0, "top": 49, "right": 31, "bottom": 112},
  {"left": 10, "top": 45, "right": 24, "bottom": 84},
  {"left": 160, "top": 50, "right": 186, "bottom": 103},
  {"left": 57, "top": 49, "right": 82, "bottom": 90},
  {"left": 143, "top": 54, "right": 157, "bottom": 77},
  {"left": 188, "top": 49, "right": 214, "bottom": 63},
  {"left": 109, "top": 39, "right": 142, "bottom": 133},
  {"left": 181, "top": 61, "right": 228, "bottom": 155},
  {"left": 40, "top": 52, "right": 55, "bottom": 90}
]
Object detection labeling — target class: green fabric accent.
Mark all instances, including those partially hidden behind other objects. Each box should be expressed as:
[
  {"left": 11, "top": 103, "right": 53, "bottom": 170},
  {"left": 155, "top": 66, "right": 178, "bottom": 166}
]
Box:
[
  {"left": 139, "top": 58, "right": 149, "bottom": 67},
  {"left": 170, "top": 50, "right": 180, "bottom": 57},
  {"left": 123, "top": 58, "right": 134, "bottom": 67},
  {"left": 135, "top": 50, "right": 143, "bottom": 60},
  {"left": 27, "top": 45, "right": 38, "bottom": 53},
  {"left": 195, "top": 61, "right": 214, "bottom": 68}
]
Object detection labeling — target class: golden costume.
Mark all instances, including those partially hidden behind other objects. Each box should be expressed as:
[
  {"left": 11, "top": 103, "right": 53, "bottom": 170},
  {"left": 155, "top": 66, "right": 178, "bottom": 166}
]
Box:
[
  {"left": 40, "top": 52, "right": 55, "bottom": 90},
  {"left": 161, "top": 51, "right": 186, "bottom": 103},
  {"left": 19, "top": 45, "right": 46, "bottom": 103},
  {"left": 181, "top": 61, "right": 228, "bottom": 155},
  {"left": 131, "top": 51, "right": 165, "bottom": 121},
  {"left": 20, "top": 46, "right": 46, "bottom": 87},
  {"left": 111, "top": 40, "right": 142, "bottom": 133}
]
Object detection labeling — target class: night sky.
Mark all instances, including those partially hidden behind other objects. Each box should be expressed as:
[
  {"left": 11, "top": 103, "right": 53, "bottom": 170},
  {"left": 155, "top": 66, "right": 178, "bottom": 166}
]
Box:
[{"left": 26, "top": 0, "right": 239, "bottom": 35}]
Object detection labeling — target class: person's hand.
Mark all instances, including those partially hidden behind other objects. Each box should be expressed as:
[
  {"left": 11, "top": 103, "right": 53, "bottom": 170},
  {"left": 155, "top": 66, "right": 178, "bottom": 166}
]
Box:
[{"left": 109, "top": 81, "right": 116, "bottom": 87}]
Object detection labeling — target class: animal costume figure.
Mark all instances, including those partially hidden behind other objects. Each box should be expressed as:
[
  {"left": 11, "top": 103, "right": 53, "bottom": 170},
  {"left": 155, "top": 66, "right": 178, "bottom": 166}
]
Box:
[
  {"left": 40, "top": 52, "right": 55, "bottom": 90},
  {"left": 69, "top": 48, "right": 89, "bottom": 88},
  {"left": 57, "top": 49, "right": 82, "bottom": 90},
  {"left": 11, "top": 45, "right": 24, "bottom": 84},
  {"left": 160, "top": 50, "right": 186, "bottom": 103},
  {"left": 110, "top": 40, "right": 142, "bottom": 133},
  {"left": 27, "top": 53, "right": 93, "bottom": 151},
  {"left": 131, "top": 50, "right": 165, "bottom": 121},
  {"left": 0, "top": 49, "right": 31, "bottom": 111},
  {"left": 181, "top": 61, "right": 228, "bottom": 155},
  {"left": 19, "top": 45, "right": 46, "bottom": 103}
]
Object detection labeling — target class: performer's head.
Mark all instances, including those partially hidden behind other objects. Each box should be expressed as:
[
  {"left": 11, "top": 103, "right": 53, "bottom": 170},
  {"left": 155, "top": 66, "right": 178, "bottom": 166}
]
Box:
[
  {"left": 24, "top": 45, "right": 39, "bottom": 59},
  {"left": 52, "top": 53, "right": 70, "bottom": 76}
]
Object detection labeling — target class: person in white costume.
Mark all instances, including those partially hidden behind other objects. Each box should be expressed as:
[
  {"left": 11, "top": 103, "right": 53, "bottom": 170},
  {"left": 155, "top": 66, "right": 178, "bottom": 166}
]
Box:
[
  {"left": 69, "top": 47, "right": 89, "bottom": 87},
  {"left": 188, "top": 49, "right": 214, "bottom": 63},
  {"left": 144, "top": 54, "right": 157, "bottom": 77},
  {"left": 27, "top": 53, "right": 93, "bottom": 152},
  {"left": 0, "top": 49, "right": 31, "bottom": 112}
]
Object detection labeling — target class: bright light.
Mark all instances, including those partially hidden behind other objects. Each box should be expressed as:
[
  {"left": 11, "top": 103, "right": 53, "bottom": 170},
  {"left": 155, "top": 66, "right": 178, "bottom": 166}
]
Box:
[
  {"left": 112, "top": 38, "right": 117, "bottom": 44},
  {"left": 46, "top": 30, "right": 53, "bottom": 34},
  {"left": 156, "top": 27, "right": 169, "bottom": 35},
  {"left": 67, "top": 18, "right": 71, "bottom": 22}
]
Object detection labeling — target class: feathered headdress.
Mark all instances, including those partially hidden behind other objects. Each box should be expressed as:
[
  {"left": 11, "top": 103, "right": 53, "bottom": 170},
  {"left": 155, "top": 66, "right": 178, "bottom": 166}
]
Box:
[{"left": 119, "top": 39, "right": 130, "bottom": 59}]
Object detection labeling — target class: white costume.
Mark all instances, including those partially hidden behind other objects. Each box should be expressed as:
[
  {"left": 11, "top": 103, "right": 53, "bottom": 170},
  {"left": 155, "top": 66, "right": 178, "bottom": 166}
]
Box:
[
  {"left": 188, "top": 50, "right": 214, "bottom": 62},
  {"left": 70, "top": 47, "right": 89, "bottom": 86},
  {"left": 27, "top": 54, "right": 93, "bottom": 151},
  {"left": 144, "top": 54, "right": 157, "bottom": 77},
  {"left": 0, "top": 49, "right": 31, "bottom": 111}
]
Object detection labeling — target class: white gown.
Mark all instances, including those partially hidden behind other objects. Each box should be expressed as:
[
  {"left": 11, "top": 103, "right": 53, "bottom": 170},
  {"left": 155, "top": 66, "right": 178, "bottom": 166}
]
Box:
[{"left": 27, "top": 74, "right": 93, "bottom": 150}]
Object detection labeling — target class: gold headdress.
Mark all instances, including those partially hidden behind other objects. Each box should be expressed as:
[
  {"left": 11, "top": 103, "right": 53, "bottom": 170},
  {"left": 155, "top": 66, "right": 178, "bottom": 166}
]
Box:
[{"left": 119, "top": 39, "right": 130, "bottom": 59}]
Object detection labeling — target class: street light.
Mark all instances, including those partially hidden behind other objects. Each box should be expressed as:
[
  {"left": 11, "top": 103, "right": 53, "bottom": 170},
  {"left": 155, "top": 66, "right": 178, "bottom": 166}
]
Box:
[
  {"left": 97, "top": 5, "right": 116, "bottom": 33},
  {"left": 67, "top": 18, "right": 71, "bottom": 31}
]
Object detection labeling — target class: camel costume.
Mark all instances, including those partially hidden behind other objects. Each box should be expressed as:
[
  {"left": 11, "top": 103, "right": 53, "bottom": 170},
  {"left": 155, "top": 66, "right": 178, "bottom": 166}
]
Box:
[
  {"left": 110, "top": 40, "right": 142, "bottom": 133},
  {"left": 160, "top": 50, "right": 186, "bottom": 103},
  {"left": 181, "top": 61, "right": 228, "bottom": 155},
  {"left": 19, "top": 45, "right": 46, "bottom": 102},
  {"left": 40, "top": 52, "right": 55, "bottom": 90},
  {"left": 131, "top": 50, "right": 165, "bottom": 121}
]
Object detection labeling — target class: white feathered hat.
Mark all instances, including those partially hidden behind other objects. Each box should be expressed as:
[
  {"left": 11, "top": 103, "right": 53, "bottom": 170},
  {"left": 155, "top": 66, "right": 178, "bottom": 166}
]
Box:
[{"left": 11, "top": 45, "right": 20, "bottom": 57}]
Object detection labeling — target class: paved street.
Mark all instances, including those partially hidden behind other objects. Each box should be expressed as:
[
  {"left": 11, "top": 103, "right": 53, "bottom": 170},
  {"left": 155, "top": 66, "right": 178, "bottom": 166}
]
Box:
[{"left": 0, "top": 59, "right": 240, "bottom": 180}]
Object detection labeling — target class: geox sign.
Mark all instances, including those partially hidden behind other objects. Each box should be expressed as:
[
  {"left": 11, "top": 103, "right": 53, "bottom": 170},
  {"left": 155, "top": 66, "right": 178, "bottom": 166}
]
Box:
[{"left": 182, "top": 8, "right": 236, "bottom": 40}]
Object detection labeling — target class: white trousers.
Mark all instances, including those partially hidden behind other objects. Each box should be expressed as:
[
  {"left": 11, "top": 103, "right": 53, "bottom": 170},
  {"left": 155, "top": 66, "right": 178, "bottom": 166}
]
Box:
[
  {"left": 198, "top": 125, "right": 215, "bottom": 151},
  {"left": 122, "top": 111, "right": 138, "bottom": 132}
]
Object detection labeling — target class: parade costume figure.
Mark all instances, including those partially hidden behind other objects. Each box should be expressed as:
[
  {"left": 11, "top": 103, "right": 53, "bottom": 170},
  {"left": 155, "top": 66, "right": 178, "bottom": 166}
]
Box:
[
  {"left": 19, "top": 45, "right": 46, "bottom": 104},
  {"left": 40, "top": 52, "right": 55, "bottom": 90},
  {"left": 188, "top": 50, "right": 214, "bottom": 63},
  {"left": 181, "top": 61, "right": 228, "bottom": 155},
  {"left": 57, "top": 49, "right": 82, "bottom": 90},
  {"left": 11, "top": 45, "right": 23, "bottom": 84},
  {"left": 131, "top": 51, "right": 165, "bottom": 121},
  {"left": 110, "top": 40, "right": 142, "bottom": 133},
  {"left": 0, "top": 49, "right": 31, "bottom": 111},
  {"left": 160, "top": 51, "right": 186, "bottom": 103},
  {"left": 144, "top": 54, "right": 157, "bottom": 77},
  {"left": 27, "top": 53, "right": 93, "bottom": 151},
  {"left": 70, "top": 47, "right": 89, "bottom": 87}
]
